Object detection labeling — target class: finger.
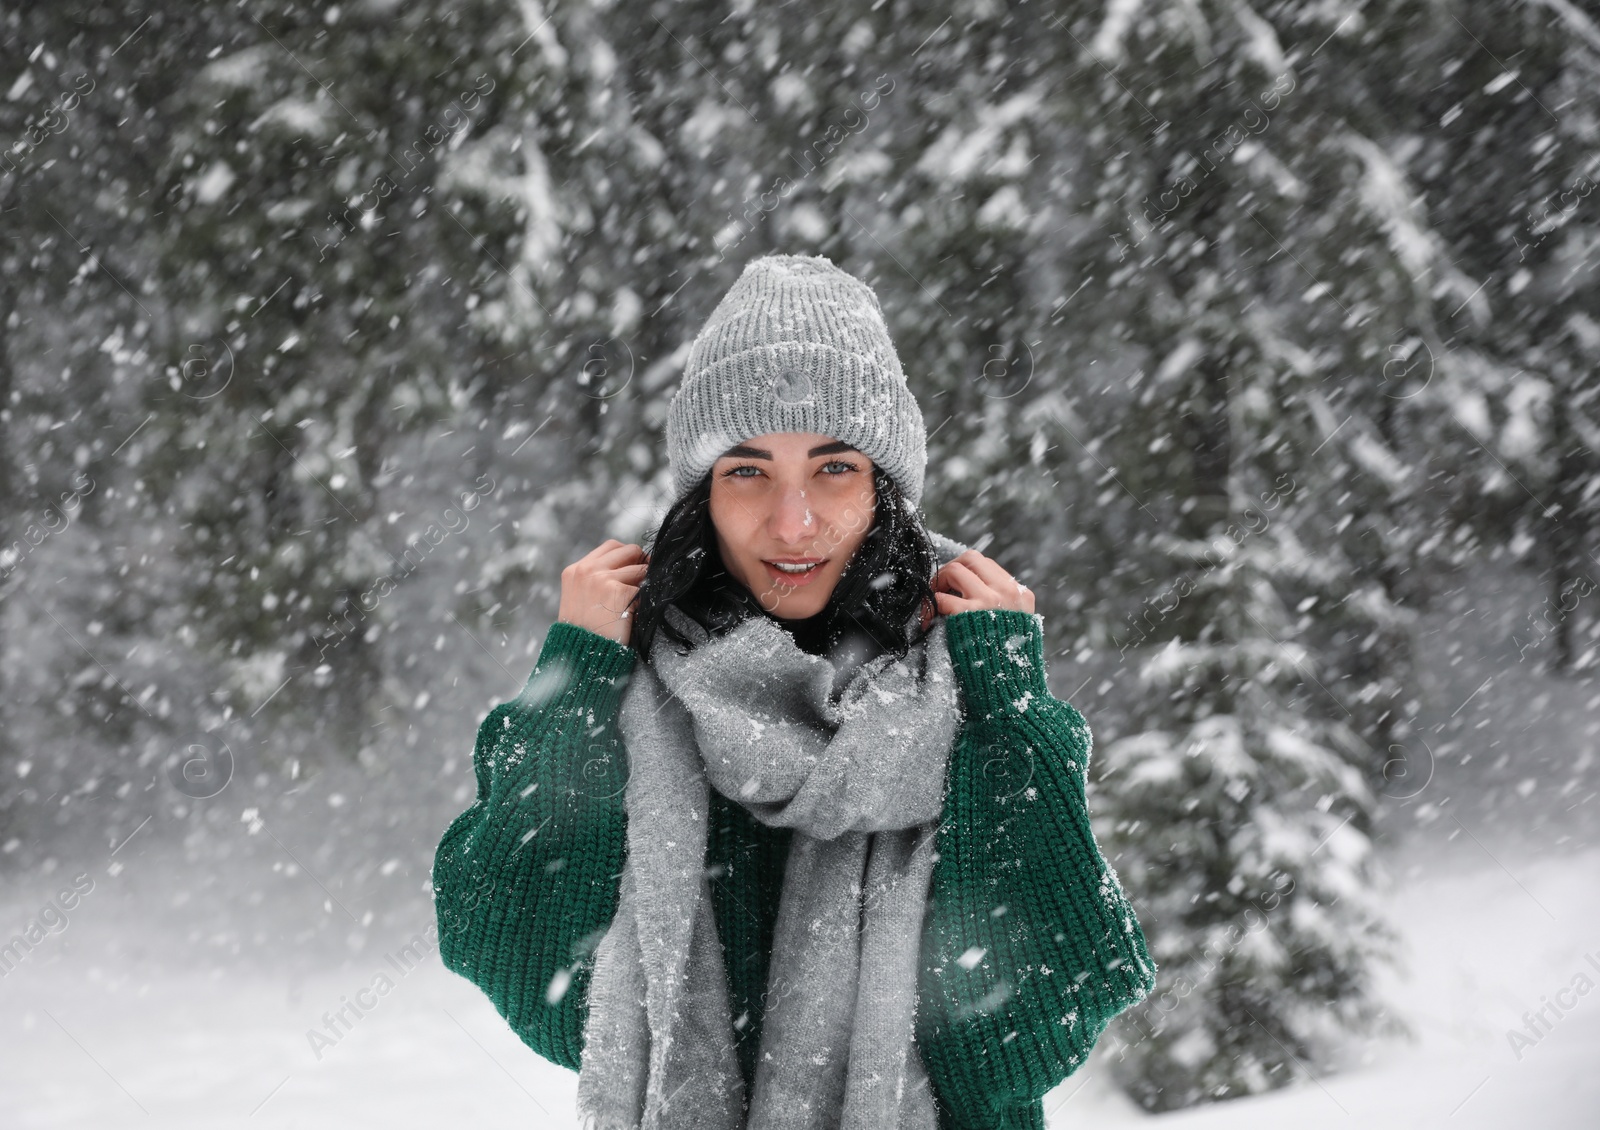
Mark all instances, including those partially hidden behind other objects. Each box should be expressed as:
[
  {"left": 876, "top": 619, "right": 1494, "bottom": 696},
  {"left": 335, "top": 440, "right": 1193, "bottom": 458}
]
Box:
[
  {"left": 938, "top": 560, "right": 996, "bottom": 602},
  {"left": 968, "top": 561, "right": 1031, "bottom": 608},
  {"left": 933, "top": 590, "right": 979, "bottom": 615},
  {"left": 577, "top": 538, "right": 621, "bottom": 565},
  {"left": 957, "top": 551, "right": 1017, "bottom": 591},
  {"left": 939, "top": 560, "right": 980, "bottom": 583},
  {"left": 592, "top": 540, "right": 644, "bottom": 567}
]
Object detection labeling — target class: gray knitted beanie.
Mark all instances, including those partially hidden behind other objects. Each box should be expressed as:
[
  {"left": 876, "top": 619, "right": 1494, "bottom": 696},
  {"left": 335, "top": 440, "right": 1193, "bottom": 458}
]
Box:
[{"left": 667, "top": 254, "right": 930, "bottom": 508}]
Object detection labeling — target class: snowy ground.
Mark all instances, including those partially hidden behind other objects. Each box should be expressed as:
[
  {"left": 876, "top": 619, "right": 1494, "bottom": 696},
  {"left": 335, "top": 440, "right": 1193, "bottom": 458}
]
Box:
[{"left": 2, "top": 829, "right": 1595, "bottom": 1129}]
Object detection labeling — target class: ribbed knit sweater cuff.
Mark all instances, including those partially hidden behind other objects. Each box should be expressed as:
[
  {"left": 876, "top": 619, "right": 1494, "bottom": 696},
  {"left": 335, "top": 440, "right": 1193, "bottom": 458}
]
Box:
[
  {"left": 518, "top": 621, "right": 637, "bottom": 707},
  {"left": 943, "top": 609, "right": 1051, "bottom": 721}
]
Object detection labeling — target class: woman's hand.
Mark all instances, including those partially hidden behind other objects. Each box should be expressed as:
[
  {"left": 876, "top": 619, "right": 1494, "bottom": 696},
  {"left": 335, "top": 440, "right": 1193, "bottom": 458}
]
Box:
[
  {"left": 556, "top": 539, "right": 650, "bottom": 646},
  {"left": 928, "top": 549, "right": 1034, "bottom": 623}
]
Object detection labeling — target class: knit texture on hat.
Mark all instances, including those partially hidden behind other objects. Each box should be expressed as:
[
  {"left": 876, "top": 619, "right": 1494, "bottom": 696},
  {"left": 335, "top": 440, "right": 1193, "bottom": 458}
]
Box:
[{"left": 667, "top": 254, "right": 929, "bottom": 506}]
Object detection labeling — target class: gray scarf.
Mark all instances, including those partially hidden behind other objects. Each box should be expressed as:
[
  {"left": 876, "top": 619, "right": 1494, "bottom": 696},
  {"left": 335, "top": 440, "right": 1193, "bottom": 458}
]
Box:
[{"left": 576, "top": 602, "right": 965, "bottom": 1130}]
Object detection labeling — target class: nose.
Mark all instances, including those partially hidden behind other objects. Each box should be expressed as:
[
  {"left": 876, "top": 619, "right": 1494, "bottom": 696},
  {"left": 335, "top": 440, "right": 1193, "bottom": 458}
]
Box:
[{"left": 767, "top": 483, "right": 818, "bottom": 545}]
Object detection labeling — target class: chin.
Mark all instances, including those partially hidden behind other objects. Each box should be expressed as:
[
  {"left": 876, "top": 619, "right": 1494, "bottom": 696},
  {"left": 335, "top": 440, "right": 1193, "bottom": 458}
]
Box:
[
  {"left": 760, "top": 588, "right": 825, "bottom": 616},
  {"left": 749, "top": 573, "right": 835, "bottom": 618}
]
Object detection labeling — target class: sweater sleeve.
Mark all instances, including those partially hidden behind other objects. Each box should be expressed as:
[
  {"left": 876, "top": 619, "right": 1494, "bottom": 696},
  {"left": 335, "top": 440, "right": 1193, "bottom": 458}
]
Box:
[
  {"left": 432, "top": 620, "right": 636, "bottom": 1071},
  {"left": 917, "top": 609, "right": 1158, "bottom": 1130}
]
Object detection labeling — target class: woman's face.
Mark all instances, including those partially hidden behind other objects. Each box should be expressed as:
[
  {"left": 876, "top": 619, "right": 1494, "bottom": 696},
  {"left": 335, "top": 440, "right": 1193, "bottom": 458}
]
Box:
[{"left": 709, "top": 431, "right": 877, "bottom": 618}]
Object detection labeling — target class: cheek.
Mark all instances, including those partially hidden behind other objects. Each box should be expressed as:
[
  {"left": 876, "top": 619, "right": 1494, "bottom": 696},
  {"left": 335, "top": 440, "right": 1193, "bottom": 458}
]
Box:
[
  {"left": 709, "top": 485, "right": 761, "bottom": 544},
  {"left": 833, "top": 499, "right": 872, "bottom": 535},
  {"left": 838, "top": 476, "right": 876, "bottom": 518},
  {"left": 826, "top": 485, "right": 876, "bottom": 539}
]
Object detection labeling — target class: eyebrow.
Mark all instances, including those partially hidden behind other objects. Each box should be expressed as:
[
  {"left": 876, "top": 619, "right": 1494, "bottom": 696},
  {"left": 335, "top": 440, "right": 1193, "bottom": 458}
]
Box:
[{"left": 720, "top": 440, "right": 860, "bottom": 460}]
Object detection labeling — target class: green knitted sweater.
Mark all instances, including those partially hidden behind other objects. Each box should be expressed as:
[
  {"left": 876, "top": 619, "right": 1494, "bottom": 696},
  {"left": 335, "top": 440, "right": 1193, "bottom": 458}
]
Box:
[{"left": 432, "top": 608, "right": 1156, "bottom": 1129}]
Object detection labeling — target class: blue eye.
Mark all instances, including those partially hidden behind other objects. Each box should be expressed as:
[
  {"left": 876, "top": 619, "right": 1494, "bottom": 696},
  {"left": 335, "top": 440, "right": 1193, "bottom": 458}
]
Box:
[{"left": 720, "top": 461, "right": 858, "bottom": 479}]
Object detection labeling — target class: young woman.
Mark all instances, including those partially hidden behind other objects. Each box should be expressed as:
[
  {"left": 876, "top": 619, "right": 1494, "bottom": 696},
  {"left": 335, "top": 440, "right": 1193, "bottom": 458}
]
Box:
[{"left": 432, "top": 255, "right": 1155, "bottom": 1130}]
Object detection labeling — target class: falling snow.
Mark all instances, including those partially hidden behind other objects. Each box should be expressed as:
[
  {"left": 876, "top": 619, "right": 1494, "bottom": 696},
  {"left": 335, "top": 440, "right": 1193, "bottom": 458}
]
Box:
[{"left": 1, "top": 2, "right": 1597, "bottom": 1126}]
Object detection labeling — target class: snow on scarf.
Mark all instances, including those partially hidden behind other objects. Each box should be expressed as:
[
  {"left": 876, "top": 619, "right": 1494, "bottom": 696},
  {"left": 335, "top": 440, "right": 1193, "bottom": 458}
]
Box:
[{"left": 576, "top": 601, "right": 964, "bottom": 1130}]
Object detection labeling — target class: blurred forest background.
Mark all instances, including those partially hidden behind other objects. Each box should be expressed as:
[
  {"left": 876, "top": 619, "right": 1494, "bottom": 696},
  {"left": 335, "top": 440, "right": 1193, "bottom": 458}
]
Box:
[{"left": 2, "top": 0, "right": 1598, "bottom": 1117}]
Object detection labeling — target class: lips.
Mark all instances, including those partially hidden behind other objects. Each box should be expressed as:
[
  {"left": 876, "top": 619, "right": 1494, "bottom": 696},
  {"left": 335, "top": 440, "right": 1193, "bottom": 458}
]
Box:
[{"left": 762, "top": 559, "right": 827, "bottom": 586}]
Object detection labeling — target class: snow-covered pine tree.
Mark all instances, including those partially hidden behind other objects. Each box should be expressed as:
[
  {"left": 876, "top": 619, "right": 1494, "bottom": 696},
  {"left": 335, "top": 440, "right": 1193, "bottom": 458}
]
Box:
[
  {"left": 1046, "top": 1, "right": 1428, "bottom": 1109},
  {"left": 1398, "top": 1, "right": 1600, "bottom": 674},
  {"left": 0, "top": 5, "right": 190, "bottom": 849},
  {"left": 136, "top": 3, "right": 524, "bottom": 761},
  {"left": 446, "top": 0, "right": 807, "bottom": 618}
]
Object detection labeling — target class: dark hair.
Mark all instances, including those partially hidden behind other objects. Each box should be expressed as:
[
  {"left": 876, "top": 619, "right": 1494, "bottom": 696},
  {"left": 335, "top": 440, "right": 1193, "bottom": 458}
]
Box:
[{"left": 624, "top": 463, "right": 939, "bottom": 665}]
